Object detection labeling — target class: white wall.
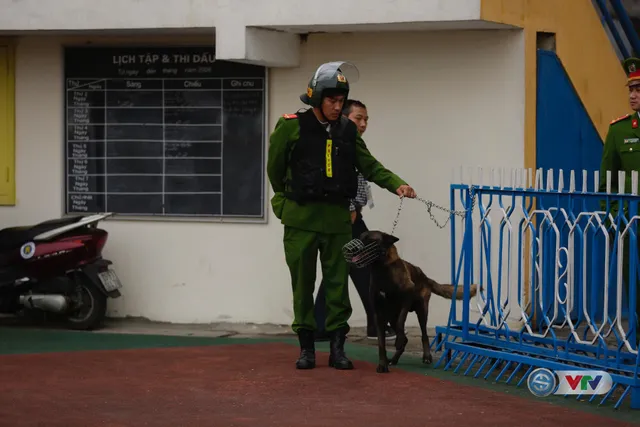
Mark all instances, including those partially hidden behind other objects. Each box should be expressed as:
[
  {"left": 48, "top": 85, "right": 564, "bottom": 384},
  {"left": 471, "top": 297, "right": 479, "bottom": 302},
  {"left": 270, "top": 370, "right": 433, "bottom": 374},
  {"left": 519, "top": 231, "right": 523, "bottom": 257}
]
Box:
[
  {"left": 0, "top": 29, "right": 525, "bottom": 329},
  {"left": 0, "top": 0, "right": 506, "bottom": 68},
  {"left": 0, "top": 0, "right": 482, "bottom": 31}
]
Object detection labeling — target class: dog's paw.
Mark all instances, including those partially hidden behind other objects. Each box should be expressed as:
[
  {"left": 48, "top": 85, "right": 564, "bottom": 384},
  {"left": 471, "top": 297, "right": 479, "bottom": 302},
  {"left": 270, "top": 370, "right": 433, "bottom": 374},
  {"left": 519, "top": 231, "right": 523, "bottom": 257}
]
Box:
[
  {"left": 376, "top": 364, "right": 390, "bottom": 373},
  {"left": 390, "top": 354, "right": 404, "bottom": 365},
  {"left": 422, "top": 353, "right": 433, "bottom": 364}
]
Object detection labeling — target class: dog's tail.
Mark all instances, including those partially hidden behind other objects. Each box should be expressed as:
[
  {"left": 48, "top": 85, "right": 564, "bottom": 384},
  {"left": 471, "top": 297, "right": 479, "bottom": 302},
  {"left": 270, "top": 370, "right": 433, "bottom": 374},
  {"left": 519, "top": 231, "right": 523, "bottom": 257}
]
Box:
[{"left": 428, "top": 278, "right": 479, "bottom": 300}]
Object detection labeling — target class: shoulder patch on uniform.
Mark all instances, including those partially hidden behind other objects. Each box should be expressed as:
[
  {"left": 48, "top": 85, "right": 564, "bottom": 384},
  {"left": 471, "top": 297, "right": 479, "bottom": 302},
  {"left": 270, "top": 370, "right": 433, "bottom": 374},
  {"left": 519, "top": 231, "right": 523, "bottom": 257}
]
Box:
[
  {"left": 610, "top": 114, "right": 631, "bottom": 125},
  {"left": 282, "top": 114, "right": 298, "bottom": 120}
]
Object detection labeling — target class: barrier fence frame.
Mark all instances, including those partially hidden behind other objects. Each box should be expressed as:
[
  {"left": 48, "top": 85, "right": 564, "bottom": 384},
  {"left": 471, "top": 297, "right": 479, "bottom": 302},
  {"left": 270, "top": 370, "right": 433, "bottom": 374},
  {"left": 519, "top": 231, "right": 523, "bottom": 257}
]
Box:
[{"left": 431, "top": 167, "right": 640, "bottom": 410}]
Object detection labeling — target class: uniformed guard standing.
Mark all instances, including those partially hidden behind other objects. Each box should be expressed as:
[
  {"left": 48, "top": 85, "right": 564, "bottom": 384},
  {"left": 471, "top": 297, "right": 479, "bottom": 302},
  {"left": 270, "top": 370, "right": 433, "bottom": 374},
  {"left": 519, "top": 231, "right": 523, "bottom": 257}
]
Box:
[
  {"left": 599, "top": 56, "right": 640, "bottom": 343},
  {"left": 267, "top": 61, "right": 416, "bottom": 370}
]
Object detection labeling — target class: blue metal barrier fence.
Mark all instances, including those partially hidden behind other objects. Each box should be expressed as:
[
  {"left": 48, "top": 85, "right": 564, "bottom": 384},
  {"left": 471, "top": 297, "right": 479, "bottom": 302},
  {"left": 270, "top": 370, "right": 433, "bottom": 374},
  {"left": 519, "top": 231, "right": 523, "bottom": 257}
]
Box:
[{"left": 432, "top": 167, "right": 640, "bottom": 410}]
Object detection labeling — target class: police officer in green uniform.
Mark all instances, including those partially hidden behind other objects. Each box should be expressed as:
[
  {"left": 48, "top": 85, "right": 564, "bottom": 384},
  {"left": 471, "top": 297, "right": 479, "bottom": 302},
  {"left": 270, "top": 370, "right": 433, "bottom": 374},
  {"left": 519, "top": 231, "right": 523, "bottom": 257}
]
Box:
[
  {"left": 267, "top": 61, "right": 416, "bottom": 370},
  {"left": 598, "top": 56, "right": 640, "bottom": 344}
]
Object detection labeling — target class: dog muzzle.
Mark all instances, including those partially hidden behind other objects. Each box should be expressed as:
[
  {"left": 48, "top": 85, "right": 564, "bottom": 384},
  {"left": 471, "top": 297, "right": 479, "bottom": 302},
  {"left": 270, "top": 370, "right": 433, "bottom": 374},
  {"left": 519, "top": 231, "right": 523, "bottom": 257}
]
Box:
[{"left": 342, "top": 238, "right": 384, "bottom": 268}]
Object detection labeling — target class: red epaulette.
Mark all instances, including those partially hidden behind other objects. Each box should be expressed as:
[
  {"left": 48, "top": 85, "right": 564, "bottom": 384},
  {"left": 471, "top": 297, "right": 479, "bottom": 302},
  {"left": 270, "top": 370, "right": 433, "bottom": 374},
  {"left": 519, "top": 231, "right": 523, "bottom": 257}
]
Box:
[
  {"left": 610, "top": 114, "right": 630, "bottom": 125},
  {"left": 282, "top": 114, "right": 298, "bottom": 119}
]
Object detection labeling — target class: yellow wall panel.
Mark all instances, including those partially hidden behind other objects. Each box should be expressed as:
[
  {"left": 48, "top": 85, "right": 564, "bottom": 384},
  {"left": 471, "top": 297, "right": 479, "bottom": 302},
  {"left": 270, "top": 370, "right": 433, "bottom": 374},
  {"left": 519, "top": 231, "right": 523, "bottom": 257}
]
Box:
[{"left": 482, "top": 0, "right": 629, "bottom": 170}]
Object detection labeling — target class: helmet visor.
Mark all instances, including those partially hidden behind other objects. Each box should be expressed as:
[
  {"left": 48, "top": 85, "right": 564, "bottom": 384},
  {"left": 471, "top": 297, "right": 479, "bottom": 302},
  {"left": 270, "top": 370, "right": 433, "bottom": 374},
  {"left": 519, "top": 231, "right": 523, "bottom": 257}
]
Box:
[{"left": 313, "top": 61, "right": 360, "bottom": 85}]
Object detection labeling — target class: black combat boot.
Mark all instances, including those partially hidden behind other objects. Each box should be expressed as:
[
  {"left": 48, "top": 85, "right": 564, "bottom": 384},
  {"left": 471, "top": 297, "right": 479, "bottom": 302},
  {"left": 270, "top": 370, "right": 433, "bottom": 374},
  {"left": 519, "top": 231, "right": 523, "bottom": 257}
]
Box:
[
  {"left": 328, "top": 328, "right": 354, "bottom": 370},
  {"left": 296, "top": 329, "right": 316, "bottom": 369}
]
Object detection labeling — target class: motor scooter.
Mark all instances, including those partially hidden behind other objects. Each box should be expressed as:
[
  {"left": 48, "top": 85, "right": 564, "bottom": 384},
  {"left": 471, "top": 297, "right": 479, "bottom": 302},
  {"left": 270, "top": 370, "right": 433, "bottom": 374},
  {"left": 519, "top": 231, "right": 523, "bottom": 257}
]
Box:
[{"left": 0, "top": 212, "right": 122, "bottom": 330}]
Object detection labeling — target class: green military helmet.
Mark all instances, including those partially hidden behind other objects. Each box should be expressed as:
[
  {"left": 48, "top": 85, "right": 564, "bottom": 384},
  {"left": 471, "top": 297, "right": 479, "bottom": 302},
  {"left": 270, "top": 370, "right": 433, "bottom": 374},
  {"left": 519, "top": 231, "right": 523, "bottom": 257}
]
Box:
[{"left": 300, "top": 61, "right": 360, "bottom": 107}]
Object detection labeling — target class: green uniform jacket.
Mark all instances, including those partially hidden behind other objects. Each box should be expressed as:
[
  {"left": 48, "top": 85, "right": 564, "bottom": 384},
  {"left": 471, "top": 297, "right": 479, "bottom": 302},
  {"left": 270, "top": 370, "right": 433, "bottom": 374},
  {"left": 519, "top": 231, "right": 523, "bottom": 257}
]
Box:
[
  {"left": 599, "top": 112, "right": 640, "bottom": 216},
  {"left": 267, "top": 113, "right": 408, "bottom": 235}
]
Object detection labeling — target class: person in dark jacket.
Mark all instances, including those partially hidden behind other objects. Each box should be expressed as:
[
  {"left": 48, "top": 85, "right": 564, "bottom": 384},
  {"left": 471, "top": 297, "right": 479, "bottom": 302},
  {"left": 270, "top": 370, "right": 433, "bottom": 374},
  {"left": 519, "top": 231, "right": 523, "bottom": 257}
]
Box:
[{"left": 314, "top": 99, "right": 397, "bottom": 342}]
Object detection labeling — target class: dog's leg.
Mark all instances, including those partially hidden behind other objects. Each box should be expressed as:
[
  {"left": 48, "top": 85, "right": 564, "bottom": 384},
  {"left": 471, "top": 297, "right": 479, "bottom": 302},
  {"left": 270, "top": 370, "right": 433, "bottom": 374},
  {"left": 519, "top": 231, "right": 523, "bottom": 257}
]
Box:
[
  {"left": 371, "top": 294, "right": 390, "bottom": 373},
  {"left": 416, "top": 299, "right": 432, "bottom": 364},
  {"left": 389, "top": 302, "right": 410, "bottom": 366}
]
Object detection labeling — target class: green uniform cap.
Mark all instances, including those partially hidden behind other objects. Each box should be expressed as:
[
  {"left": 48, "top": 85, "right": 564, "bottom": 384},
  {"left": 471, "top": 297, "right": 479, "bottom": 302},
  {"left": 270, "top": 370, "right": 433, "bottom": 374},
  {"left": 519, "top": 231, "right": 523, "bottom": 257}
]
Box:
[{"left": 622, "top": 57, "right": 640, "bottom": 87}]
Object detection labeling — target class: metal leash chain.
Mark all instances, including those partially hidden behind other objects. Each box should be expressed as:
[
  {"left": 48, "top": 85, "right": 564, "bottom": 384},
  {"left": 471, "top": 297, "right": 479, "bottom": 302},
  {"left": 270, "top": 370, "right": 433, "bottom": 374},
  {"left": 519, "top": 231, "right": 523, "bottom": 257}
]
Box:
[{"left": 390, "top": 185, "right": 479, "bottom": 234}]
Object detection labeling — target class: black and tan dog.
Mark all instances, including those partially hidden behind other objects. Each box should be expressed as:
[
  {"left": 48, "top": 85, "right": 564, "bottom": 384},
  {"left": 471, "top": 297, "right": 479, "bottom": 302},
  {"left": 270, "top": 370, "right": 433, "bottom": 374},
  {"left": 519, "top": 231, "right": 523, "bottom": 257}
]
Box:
[{"left": 353, "top": 230, "right": 479, "bottom": 373}]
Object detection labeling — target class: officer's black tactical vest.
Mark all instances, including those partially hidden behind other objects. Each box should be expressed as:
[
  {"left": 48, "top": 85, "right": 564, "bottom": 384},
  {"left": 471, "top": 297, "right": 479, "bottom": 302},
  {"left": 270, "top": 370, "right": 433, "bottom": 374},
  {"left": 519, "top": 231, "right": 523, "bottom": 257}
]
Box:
[{"left": 286, "top": 109, "right": 359, "bottom": 206}]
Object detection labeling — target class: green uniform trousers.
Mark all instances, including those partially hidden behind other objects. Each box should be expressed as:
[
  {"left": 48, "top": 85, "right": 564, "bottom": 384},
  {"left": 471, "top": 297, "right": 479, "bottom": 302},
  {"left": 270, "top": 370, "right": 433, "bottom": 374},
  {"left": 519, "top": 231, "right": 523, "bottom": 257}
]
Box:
[{"left": 283, "top": 225, "right": 352, "bottom": 333}]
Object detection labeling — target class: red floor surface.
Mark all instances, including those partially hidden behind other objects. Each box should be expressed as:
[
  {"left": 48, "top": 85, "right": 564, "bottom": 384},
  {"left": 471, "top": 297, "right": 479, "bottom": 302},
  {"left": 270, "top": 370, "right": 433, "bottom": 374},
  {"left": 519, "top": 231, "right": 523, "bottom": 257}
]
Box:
[{"left": 0, "top": 342, "right": 636, "bottom": 427}]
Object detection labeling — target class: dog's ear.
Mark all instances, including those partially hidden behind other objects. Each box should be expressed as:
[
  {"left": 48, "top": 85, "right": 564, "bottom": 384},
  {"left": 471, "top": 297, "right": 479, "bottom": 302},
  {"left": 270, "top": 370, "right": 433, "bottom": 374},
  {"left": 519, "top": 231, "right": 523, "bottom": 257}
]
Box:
[{"left": 382, "top": 232, "right": 399, "bottom": 247}]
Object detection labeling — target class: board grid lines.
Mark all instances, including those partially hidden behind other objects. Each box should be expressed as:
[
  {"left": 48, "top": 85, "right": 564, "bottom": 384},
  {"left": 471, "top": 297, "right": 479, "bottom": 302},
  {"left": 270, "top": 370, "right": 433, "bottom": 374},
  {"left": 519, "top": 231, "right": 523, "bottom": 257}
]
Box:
[{"left": 64, "top": 46, "right": 266, "bottom": 218}]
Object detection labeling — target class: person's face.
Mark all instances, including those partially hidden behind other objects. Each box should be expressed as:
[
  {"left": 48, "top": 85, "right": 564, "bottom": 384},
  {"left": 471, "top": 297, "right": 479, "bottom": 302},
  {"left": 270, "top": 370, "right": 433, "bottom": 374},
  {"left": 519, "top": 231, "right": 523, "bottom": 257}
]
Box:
[
  {"left": 347, "top": 106, "right": 369, "bottom": 134},
  {"left": 629, "top": 83, "right": 640, "bottom": 111},
  {"left": 321, "top": 95, "right": 345, "bottom": 121}
]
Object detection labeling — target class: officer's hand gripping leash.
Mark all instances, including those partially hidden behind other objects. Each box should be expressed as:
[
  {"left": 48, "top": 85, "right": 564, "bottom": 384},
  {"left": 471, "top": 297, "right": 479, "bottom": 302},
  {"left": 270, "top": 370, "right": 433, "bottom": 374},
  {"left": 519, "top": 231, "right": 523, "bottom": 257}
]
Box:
[{"left": 342, "top": 186, "right": 479, "bottom": 268}]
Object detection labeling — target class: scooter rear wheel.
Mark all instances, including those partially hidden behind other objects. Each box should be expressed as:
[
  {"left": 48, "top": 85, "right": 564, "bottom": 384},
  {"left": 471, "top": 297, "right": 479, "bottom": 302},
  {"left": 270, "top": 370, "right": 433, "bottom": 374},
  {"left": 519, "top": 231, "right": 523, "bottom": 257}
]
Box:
[{"left": 65, "top": 274, "right": 107, "bottom": 330}]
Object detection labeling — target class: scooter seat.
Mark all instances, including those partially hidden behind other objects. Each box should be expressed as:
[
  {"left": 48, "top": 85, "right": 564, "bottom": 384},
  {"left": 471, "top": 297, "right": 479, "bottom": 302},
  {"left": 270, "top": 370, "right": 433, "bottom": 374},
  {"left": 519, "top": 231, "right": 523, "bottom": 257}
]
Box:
[{"left": 0, "top": 216, "right": 84, "bottom": 252}]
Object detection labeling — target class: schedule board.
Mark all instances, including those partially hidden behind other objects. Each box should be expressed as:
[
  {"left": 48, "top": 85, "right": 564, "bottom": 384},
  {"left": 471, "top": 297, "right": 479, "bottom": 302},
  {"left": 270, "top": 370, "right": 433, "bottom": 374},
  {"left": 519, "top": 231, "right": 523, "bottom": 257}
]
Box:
[{"left": 64, "top": 46, "right": 266, "bottom": 218}]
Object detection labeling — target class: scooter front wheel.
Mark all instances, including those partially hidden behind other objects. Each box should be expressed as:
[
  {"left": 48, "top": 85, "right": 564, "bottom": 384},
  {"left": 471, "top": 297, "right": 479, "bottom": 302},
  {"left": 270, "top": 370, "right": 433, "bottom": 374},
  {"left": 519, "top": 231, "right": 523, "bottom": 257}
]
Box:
[{"left": 65, "top": 273, "right": 108, "bottom": 330}]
